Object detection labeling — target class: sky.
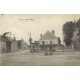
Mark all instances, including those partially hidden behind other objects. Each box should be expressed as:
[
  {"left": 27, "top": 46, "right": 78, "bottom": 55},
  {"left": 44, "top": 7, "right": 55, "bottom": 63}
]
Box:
[{"left": 0, "top": 14, "right": 80, "bottom": 44}]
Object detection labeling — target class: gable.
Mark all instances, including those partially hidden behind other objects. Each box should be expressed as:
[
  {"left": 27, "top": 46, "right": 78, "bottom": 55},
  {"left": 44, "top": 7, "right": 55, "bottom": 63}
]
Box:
[{"left": 40, "top": 31, "right": 58, "bottom": 40}]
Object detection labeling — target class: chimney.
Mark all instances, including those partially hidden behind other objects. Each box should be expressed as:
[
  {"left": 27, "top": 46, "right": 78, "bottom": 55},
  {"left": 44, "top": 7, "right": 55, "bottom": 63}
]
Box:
[
  {"left": 13, "top": 37, "right": 16, "bottom": 41},
  {"left": 40, "top": 34, "right": 43, "bottom": 38},
  {"left": 52, "top": 30, "right": 54, "bottom": 35}
]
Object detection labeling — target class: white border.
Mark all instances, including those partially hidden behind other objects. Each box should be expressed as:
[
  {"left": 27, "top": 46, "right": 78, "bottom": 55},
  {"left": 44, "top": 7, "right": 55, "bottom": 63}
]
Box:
[
  {"left": 0, "top": 0, "right": 80, "bottom": 80},
  {"left": 0, "top": 66, "right": 80, "bottom": 80},
  {"left": 0, "top": 0, "right": 80, "bottom": 14}
]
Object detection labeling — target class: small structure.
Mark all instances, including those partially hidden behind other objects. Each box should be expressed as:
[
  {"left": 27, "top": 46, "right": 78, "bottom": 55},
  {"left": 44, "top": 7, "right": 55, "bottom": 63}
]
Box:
[
  {"left": 31, "top": 41, "right": 39, "bottom": 52},
  {"left": 39, "top": 30, "right": 58, "bottom": 52},
  {"left": 17, "top": 39, "right": 28, "bottom": 50}
]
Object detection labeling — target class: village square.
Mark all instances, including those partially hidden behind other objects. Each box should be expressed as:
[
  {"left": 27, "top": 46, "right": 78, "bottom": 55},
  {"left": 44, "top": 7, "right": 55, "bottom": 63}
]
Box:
[{"left": 0, "top": 14, "right": 80, "bottom": 66}]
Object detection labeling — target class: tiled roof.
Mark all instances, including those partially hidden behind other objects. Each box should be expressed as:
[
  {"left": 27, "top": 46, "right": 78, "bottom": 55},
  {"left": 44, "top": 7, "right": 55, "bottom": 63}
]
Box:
[{"left": 40, "top": 31, "right": 58, "bottom": 40}]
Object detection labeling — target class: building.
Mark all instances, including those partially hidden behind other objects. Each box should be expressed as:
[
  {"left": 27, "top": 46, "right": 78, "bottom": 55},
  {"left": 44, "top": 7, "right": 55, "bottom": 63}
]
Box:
[
  {"left": 21, "top": 40, "right": 29, "bottom": 50},
  {"left": 30, "top": 41, "right": 39, "bottom": 52},
  {"left": 17, "top": 39, "right": 28, "bottom": 51},
  {"left": 39, "top": 30, "right": 58, "bottom": 51},
  {"left": 5, "top": 37, "right": 13, "bottom": 52},
  {"left": 0, "top": 34, "right": 28, "bottom": 53},
  {"left": 11, "top": 40, "right": 18, "bottom": 52}
]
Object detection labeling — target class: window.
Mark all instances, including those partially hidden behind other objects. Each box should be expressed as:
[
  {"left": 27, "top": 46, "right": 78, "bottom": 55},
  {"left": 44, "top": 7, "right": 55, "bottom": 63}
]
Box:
[
  {"left": 50, "top": 41, "right": 52, "bottom": 44},
  {"left": 18, "top": 42, "right": 21, "bottom": 49},
  {"left": 42, "top": 41, "right": 45, "bottom": 44}
]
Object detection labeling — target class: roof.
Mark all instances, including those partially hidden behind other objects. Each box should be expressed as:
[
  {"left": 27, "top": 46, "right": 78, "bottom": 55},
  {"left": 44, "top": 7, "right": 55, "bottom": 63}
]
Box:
[
  {"left": 6, "top": 37, "right": 13, "bottom": 41},
  {"left": 0, "top": 36, "right": 13, "bottom": 42},
  {"left": 17, "top": 40, "right": 22, "bottom": 43},
  {"left": 40, "top": 31, "right": 58, "bottom": 40}
]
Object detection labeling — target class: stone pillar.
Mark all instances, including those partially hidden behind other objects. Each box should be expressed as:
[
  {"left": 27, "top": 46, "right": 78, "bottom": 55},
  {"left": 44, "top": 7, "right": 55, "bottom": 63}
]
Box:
[{"left": 72, "top": 44, "right": 74, "bottom": 51}]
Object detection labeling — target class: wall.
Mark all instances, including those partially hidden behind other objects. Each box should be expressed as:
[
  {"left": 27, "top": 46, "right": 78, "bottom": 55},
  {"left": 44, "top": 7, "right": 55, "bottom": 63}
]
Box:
[
  {"left": 0, "top": 41, "right": 6, "bottom": 53},
  {"left": 11, "top": 41, "right": 18, "bottom": 52},
  {"left": 21, "top": 42, "right": 28, "bottom": 50},
  {"left": 39, "top": 39, "right": 58, "bottom": 45}
]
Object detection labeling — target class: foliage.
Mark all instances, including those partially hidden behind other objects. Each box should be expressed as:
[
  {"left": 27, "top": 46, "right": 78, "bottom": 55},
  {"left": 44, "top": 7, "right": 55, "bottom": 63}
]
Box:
[
  {"left": 63, "top": 21, "right": 75, "bottom": 46},
  {"left": 76, "top": 19, "right": 80, "bottom": 28},
  {"left": 76, "top": 19, "right": 80, "bottom": 36}
]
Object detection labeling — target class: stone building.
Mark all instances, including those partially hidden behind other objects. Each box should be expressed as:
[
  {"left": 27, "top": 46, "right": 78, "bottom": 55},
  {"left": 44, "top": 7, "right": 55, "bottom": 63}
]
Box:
[{"left": 39, "top": 30, "right": 58, "bottom": 51}]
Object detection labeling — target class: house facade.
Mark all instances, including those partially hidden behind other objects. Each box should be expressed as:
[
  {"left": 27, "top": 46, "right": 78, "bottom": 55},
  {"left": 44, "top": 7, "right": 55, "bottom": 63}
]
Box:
[{"left": 39, "top": 30, "right": 58, "bottom": 51}]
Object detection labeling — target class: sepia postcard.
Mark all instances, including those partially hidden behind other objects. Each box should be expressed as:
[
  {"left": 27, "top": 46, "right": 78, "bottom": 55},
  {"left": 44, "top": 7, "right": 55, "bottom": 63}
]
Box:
[{"left": 0, "top": 14, "right": 80, "bottom": 66}]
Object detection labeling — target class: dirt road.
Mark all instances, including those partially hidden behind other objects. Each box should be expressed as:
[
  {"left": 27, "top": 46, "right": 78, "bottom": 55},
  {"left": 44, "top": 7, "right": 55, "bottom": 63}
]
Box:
[{"left": 0, "top": 50, "right": 80, "bottom": 66}]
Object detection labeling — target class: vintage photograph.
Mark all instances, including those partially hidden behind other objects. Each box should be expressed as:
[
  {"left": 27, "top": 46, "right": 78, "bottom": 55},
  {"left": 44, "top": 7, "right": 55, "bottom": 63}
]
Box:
[{"left": 0, "top": 14, "right": 80, "bottom": 66}]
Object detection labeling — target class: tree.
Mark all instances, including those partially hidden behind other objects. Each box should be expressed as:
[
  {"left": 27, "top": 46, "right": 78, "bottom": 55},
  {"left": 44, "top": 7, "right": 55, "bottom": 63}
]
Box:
[
  {"left": 63, "top": 21, "right": 75, "bottom": 46},
  {"left": 76, "top": 19, "right": 80, "bottom": 36},
  {"left": 76, "top": 18, "right": 80, "bottom": 28}
]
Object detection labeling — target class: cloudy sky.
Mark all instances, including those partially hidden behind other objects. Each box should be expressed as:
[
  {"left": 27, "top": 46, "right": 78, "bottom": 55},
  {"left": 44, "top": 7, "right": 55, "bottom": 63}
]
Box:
[{"left": 0, "top": 14, "right": 80, "bottom": 43}]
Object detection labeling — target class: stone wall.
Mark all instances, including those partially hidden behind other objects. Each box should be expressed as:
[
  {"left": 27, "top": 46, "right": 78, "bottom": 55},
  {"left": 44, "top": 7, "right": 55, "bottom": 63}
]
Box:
[
  {"left": 0, "top": 41, "right": 6, "bottom": 53},
  {"left": 11, "top": 41, "right": 18, "bottom": 52}
]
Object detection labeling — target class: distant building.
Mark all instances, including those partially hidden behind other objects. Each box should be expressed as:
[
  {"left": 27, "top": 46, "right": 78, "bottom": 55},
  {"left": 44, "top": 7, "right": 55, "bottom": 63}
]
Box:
[
  {"left": 0, "top": 34, "right": 28, "bottom": 53},
  {"left": 31, "top": 41, "right": 39, "bottom": 52},
  {"left": 39, "top": 30, "right": 58, "bottom": 51},
  {"left": 17, "top": 40, "right": 28, "bottom": 50},
  {"left": 5, "top": 37, "right": 13, "bottom": 52}
]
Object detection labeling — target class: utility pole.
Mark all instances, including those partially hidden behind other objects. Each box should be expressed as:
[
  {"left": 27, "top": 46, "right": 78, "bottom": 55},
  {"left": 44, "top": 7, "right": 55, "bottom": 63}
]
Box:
[{"left": 29, "top": 32, "right": 33, "bottom": 52}]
